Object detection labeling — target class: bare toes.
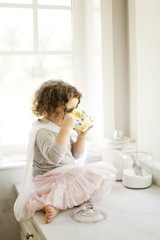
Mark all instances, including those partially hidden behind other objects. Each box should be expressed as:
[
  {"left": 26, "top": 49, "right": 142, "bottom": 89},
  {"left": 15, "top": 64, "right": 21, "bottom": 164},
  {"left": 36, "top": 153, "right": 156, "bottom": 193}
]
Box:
[{"left": 44, "top": 205, "right": 60, "bottom": 224}]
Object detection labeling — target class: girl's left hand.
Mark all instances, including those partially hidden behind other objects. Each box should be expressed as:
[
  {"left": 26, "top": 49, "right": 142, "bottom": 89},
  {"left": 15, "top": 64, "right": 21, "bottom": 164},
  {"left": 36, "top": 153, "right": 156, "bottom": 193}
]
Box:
[{"left": 76, "top": 124, "right": 94, "bottom": 137}]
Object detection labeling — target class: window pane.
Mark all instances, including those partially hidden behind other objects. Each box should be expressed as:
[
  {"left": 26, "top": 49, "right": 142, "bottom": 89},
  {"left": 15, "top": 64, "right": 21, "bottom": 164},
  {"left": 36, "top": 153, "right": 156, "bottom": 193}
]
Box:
[
  {"left": 0, "top": 8, "right": 33, "bottom": 51},
  {"left": 38, "top": 0, "right": 71, "bottom": 6},
  {"left": 0, "top": 0, "right": 32, "bottom": 3},
  {"left": 38, "top": 9, "right": 72, "bottom": 51},
  {"left": 0, "top": 55, "right": 73, "bottom": 151}
]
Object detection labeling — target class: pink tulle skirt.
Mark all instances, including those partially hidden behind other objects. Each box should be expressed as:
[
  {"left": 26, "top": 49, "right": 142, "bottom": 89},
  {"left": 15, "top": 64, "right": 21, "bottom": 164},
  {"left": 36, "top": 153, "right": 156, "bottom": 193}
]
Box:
[{"left": 25, "top": 162, "right": 117, "bottom": 219}]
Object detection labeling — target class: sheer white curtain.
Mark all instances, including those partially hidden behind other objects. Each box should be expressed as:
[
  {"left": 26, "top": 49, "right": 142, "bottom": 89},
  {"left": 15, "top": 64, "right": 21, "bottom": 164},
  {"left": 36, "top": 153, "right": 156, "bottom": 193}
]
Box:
[{"left": 74, "top": 0, "right": 115, "bottom": 144}]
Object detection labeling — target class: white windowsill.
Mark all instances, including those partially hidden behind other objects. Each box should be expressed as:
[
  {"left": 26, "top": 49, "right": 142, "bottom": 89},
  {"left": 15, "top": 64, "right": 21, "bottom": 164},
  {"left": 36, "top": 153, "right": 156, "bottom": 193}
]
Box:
[{"left": 0, "top": 154, "right": 26, "bottom": 170}]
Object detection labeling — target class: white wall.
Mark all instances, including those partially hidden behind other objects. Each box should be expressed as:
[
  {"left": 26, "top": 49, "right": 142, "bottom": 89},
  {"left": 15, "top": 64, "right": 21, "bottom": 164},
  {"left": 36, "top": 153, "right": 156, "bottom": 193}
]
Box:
[
  {"left": 112, "top": 0, "right": 130, "bottom": 135},
  {"left": 129, "top": 0, "right": 160, "bottom": 162},
  {"left": 74, "top": 0, "right": 105, "bottom": 144},
  {"left": 136, "top": 0, "right": 160, "bottom": 161},
  {"left": 101, "top": 0, "right": 115, "bottom": 137},
  {"left": 101, "top": 0, "right": 130, "bottom": 138},
  {"left": 128, "top": 0, "right": 138, "bottom": 140},
  {"left": 101, "top": 0, "right": 160, "bottom": 163},
  {"left": 74, "top": 0, "right": 130, "bottom": 141}
]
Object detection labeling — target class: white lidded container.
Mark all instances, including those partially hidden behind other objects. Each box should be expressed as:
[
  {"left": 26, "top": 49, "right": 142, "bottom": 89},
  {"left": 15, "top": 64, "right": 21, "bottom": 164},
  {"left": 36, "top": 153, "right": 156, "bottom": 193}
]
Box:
[
  {"left": 122, "top": 151, "right": 152, "bottom": 189},
  {"left": 102, "top": 130, "right": 136, "bottom": 180}
]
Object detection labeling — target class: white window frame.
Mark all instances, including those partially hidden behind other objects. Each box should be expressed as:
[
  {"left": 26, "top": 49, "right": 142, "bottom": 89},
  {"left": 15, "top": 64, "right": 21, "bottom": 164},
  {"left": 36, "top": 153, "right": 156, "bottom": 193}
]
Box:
[
  {"left": 0, "top": 0, "right": 111, "bottom": 162},
  {"left": 0, "top": 0, "right": 75, "bottom": 160},
  {"left": 0, "top": 1, "right": 73, "bottom": 55}
]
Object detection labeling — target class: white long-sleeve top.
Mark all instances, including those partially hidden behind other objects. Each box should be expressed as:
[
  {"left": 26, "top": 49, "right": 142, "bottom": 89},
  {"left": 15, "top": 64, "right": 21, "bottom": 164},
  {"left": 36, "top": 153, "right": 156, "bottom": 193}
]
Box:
[{"left": 33, "top": 128, "right": 83, "bottom": 176}]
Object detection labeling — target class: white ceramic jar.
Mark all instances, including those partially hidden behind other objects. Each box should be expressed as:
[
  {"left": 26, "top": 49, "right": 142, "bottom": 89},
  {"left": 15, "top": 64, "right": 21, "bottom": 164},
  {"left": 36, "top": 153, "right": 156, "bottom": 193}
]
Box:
[{"left": 102, "top": 130, "right": 136, "bottom": 181}]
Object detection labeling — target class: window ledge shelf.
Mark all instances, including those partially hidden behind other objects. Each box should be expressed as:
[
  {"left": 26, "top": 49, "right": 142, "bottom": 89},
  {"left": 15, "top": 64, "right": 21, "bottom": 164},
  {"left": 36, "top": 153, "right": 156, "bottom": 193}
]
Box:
[{"left": 0, "top": 157, "right": 25, "bottom": 170}]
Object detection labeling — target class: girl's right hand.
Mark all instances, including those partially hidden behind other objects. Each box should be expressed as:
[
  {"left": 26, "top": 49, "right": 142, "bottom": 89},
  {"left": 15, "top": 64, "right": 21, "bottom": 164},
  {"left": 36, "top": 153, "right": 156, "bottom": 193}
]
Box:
[
  {"left": 56, "top": 113, "right": 77, "bottom": 149},
  {"left": 62, "top": 113, "right": 77, "bottom": 130}
]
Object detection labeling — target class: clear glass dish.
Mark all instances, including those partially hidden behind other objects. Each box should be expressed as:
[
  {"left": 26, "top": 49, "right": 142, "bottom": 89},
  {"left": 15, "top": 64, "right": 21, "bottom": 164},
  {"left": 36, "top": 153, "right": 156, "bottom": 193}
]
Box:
[{"left": 69, "top": 203, "right": 108, "bottom": 223}]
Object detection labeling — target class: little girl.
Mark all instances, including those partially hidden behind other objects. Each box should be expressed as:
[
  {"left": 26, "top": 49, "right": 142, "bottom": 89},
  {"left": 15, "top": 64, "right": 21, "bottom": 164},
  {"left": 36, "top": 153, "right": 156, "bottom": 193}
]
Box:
[{"left": 14, "top": 80, "right": 117, "bottom": 224}]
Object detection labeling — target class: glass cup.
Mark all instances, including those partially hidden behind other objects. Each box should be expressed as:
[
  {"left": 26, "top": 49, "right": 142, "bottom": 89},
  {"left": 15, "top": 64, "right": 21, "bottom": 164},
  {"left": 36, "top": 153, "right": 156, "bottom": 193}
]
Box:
[
  {"left": 122, "top": 151, "right": 153, "bottom": 189},
  {"left": 101, "top": 130, "right": 136, "bottom": 180}
]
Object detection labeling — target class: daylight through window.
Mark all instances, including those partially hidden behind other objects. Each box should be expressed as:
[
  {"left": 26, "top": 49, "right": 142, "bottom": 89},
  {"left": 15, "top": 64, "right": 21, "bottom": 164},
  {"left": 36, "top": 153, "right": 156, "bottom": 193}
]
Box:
[{"left": 0, "top": 0, "right": 73, "bottom": 159}]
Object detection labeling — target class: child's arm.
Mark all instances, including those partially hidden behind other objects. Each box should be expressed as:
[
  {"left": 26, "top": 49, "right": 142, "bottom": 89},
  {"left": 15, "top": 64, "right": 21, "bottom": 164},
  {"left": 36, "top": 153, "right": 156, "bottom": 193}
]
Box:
[
  {"left": 56, "top": 113, "right": 77, "bottom": 149},
  {"left": 73, "top": 125, "right": 93, "bottom": 153},
  {"left": 73, "top": 134, "right": 85, "bottom": 153}
]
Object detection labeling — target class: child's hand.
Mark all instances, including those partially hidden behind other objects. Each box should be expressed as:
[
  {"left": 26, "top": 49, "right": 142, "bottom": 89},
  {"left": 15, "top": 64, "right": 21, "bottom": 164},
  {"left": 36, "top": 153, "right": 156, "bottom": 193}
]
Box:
[
  {"left": 62, "top": 113, "right": 77, "bottom": 130},
  {"left": 73, "top": 124, "right": 93, "bottom": 153},
  {"left": 76, "top": 124, "right": 94, "bottom": 137}
]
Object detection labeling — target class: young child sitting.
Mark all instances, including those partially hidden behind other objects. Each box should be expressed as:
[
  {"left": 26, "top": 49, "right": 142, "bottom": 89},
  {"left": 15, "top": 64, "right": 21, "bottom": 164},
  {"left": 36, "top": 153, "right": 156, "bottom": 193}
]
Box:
[{"left": 14, "top": 80, "right": 117, "bottom": 223}]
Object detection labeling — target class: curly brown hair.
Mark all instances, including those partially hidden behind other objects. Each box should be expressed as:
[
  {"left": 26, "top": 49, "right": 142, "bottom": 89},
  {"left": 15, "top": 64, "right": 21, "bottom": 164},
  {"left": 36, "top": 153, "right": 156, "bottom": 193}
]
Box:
[{"left": 31, "top": 80, "right": 82, "bottom": 118}]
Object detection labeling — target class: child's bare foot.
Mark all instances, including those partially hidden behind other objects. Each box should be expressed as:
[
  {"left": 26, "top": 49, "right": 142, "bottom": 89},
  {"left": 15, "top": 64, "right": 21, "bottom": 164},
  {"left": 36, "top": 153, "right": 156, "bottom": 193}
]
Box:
[{"left": 43, "top": 205, "right": 60, "bottom": 224}]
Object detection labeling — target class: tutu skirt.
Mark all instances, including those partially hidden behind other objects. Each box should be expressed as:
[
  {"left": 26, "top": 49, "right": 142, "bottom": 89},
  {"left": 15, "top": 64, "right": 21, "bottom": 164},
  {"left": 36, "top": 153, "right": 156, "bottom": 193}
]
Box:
[{"left": 25, "top": 162, "right": 117, "bottom": 219}]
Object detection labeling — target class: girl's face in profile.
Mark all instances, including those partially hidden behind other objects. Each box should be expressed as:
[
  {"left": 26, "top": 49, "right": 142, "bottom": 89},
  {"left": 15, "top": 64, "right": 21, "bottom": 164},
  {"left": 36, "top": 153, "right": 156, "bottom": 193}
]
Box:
[{"left": 51, "top": 97, "right": 79, "bottom": 126}]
